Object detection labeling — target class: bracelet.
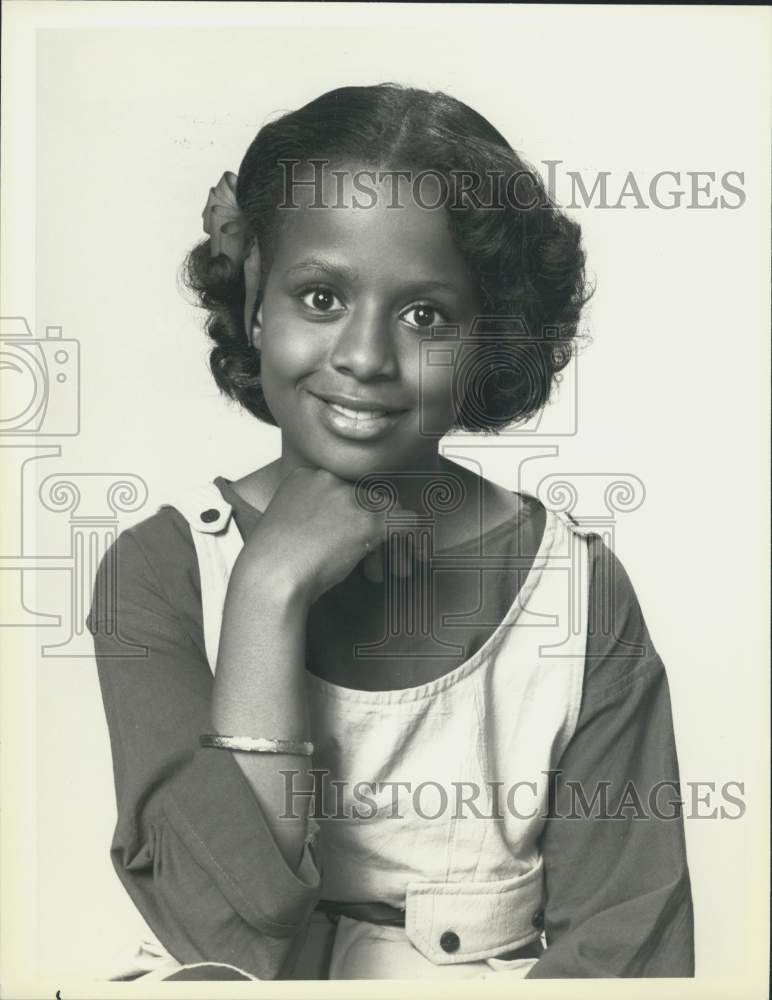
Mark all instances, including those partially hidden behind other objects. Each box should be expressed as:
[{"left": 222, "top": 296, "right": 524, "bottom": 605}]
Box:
[{"left": 200, "top": 734, "right": 314, "bottom": 756}]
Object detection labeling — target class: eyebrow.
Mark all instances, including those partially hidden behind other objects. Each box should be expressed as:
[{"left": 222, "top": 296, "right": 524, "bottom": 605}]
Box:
[
  {"left": 285, "top": 258, "right": 461, "bottom": 296},
  {"left": 285, "top": 258, "right": 358, "bottom": 282}
]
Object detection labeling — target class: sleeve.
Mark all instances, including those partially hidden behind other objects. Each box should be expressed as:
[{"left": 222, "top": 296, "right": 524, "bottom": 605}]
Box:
[
  {"left": 525, "top": 533, "right": 694, "bottom": 978},
  {"left": 86, "top": 521, "right": 322, "bottom": 980}
]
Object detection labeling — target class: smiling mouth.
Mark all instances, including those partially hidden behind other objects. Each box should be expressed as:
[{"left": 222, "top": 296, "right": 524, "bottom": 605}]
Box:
[
  {"left": 310, "top": 393, "right": 407, "bottom": 440},
  {"left": 326, "top": 401, "right": 390, "bottom": 420}
]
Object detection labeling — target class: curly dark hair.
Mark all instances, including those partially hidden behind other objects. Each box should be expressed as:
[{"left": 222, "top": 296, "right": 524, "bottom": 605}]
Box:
[{"left": 183, "top": 83, "right": 593, "bottom": 433}]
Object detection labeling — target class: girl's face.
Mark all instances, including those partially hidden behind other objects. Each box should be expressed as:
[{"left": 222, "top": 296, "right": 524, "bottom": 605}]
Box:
[{"left": 252, "top": 167, "right": 481, "bottom": 482}]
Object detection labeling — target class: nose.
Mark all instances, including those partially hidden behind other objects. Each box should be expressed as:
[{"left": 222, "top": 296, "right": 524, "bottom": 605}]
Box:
[{"left": 329, "top": 305, "right": 398, "bottom": 381}]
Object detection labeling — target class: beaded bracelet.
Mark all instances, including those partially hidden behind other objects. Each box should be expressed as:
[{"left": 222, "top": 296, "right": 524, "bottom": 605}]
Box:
[{"left": 199, "top": 734, "right": 314, "bottom": 756}]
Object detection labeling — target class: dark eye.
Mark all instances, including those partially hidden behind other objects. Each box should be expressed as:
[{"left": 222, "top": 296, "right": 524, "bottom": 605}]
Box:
[
  {"left": 301, "top": 287, "right": 343, "bottom": 313},
  {"left": 401, "top": 304, "right": 446, "bottom": 329}
]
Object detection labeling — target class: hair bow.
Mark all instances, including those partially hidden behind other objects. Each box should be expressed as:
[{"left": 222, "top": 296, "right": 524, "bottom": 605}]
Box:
[
  {"left": 202, "top": 171, "right": 262, "bottom": 333},
  {"left": 202, "top": 171, "right": 252, "bottom": 266}
]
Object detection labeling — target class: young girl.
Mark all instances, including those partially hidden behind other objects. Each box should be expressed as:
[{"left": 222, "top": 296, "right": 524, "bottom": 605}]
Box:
[{"left": 88, "top": 83, "right": 694, "bottom": 981}]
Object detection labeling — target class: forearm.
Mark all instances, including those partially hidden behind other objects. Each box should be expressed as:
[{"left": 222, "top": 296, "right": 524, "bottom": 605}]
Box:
[
  {"left": 211, "top": 560, "right": 314, "bottom": 871},
  {"left": 90, "top": 522, "right": 321, "bottom": 978}
]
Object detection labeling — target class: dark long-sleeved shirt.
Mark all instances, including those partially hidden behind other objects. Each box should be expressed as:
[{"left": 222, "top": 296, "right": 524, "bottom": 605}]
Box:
[{"left": 86, "top": 476, "right": 694, "bottom": 979}]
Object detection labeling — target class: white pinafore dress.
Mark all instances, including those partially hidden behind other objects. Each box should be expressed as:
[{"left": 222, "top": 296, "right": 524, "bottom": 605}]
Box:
[{"left": 121, "top": 481, "right": 590, "bottom": 981}]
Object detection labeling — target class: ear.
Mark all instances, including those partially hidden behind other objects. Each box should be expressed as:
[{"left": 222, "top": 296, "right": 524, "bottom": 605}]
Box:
[
  {"left": 249, "top": 303, "right": 263, "bottom": 351},
  {"left": 242, "top": 236, "right": 262, "bottom": 347}
]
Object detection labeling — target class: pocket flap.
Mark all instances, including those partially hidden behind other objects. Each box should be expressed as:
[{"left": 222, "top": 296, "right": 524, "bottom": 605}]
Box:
[{"left": 405, "top": 859, "right": 544, "bottom": 964}]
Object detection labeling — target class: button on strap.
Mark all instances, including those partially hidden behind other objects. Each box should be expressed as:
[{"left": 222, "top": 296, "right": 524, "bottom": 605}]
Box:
[
  {"left": 439, "top": 931, "right": 460, "bottom": 953},
  {"left": 164, "top": 482, "right": 234, "bottom": 535},
  {"left": 405, "top": 860, "right": 544, "bottom": 964}
]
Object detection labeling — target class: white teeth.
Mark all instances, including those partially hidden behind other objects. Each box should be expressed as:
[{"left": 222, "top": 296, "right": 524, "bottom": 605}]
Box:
[{"left": 328, "top": 402, "right": 388, "bottom": 420}]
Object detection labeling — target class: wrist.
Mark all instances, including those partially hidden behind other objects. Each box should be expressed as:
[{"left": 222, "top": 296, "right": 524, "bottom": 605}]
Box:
[{"left": 229, "top": 554, "right": 311, "bottom": 613}]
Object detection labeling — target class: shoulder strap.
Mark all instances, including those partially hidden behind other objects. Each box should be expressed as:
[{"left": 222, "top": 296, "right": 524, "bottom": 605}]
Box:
[
  {"left": 161, "top": 482, "right": 245, "bottom": 672},
  {"left": 519, "top": 505, "right": 590, "bottom": 763}
]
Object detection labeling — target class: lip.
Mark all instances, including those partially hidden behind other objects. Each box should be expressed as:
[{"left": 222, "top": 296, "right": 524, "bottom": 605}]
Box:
[
  {"left": 310, "top": 391, "right": 407, "bottom": 414},
  {"left": 308, "top": 391, "right": 407, "bottom": 441}
]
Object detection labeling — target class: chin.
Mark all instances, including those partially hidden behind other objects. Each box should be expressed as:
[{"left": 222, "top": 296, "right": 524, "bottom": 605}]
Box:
[
  {"left": 316, "top": 451, "right": 399, "bottom": 483},
  {"left": 330, "top": 450, "right": 443, "bottom": 486}
]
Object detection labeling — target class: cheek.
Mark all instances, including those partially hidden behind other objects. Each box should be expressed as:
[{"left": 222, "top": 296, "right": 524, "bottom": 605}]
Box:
[
  {"left": 260, "top": 316, "right": 321, "bottom": 381},
  {"left": 409, "top": 346, "right": 461, "bottom": 418}
]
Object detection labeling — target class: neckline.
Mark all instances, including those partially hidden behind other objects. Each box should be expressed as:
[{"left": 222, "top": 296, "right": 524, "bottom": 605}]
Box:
[{"left": 307, "top": 506, "right": 557, "bottom": 704}]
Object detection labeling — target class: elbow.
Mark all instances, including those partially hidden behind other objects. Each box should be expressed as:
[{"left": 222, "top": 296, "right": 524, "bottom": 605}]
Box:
[
  {"left": 109, "top": 813, "right": 320, "bottom": 975},
  {"left": 111, "top": 819, "right": 157, "bottom": 874}
]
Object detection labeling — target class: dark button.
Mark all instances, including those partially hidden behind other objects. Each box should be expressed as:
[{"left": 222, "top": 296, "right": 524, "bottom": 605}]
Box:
[
  {"left": 531, "top": 908, "right": 545, "bottom": 930},
  {"left": 439, "top": 930, "right": 460, "bottom": 953},
  {"left": 200, "top": 508, "right": 220, "bottom": 523}
]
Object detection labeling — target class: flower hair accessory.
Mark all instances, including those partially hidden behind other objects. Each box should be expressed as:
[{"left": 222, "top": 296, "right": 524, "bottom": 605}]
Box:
[
  {"left": 202, "top": 171, "right": 252, "bottom": 266},
  {"left": 202, "top": 171, "right": 262, "bottom": 333}
]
